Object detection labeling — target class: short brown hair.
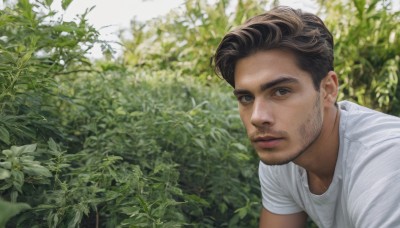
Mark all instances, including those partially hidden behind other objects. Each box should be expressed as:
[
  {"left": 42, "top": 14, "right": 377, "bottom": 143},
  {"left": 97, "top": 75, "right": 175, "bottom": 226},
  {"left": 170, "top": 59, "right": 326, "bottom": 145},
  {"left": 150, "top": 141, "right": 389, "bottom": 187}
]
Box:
[{"left": 213, "top": 6, "right": 334, "bottom": 89}]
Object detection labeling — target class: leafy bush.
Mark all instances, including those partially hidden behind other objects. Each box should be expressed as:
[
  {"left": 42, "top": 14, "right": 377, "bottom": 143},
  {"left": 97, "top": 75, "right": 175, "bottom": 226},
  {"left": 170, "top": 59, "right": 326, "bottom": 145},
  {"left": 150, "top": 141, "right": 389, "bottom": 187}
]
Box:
[
  {"left": 123, "top": 0, "right": 268, "bottom": 82},
  {"left": 53, "top": 68, "right": 261, "bottom": 227},
  {"left": 2, "top": 65, "right": 261, "bottom": 226},
  {"left": 0, "top": 0, "right": 103, "bottom": 225},
  {"left": 321, "top": 0, "right": 400, "bottom": 114},
  {"left": 0, "top": 0, "right": 101, "bottom": 147}
]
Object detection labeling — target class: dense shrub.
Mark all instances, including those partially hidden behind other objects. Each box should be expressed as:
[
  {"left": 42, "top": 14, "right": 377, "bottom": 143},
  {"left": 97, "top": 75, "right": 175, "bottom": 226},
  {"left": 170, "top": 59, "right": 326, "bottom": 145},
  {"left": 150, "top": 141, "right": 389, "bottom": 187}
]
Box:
[
  {"left": 55, "top": 68, "right": 261, "bottom": 227},
  {"left": 2, "top": 66, "right": 261, "bottom": 226},
  {"left": 1, "top": 0, "right": 261, "bottom": 226},
  {"left": 123, "top": 0, "right": 268, "bottom": 82},
  {"left": 321, "top": 0, "right": 400, "bottom": 114},
  {"left": 0, "top": 0, "right": 101, "bottom": 146},
  {"left": 0, "top": 0, "right": 111, "bottom": 226}
]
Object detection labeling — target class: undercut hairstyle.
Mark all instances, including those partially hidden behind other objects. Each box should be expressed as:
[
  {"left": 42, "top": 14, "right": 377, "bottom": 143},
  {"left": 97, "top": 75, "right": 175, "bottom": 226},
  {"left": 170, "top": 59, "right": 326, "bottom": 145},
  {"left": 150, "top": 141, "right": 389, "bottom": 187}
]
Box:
[{"left": 212, "top": 6, "right": 334, "bottom": 90}]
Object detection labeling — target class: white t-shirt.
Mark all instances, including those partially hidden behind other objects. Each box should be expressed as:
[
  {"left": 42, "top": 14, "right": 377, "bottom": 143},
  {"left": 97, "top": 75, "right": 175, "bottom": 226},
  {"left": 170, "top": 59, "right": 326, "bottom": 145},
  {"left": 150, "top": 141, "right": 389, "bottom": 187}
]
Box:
[{"left": 259, "top": 101, "right": 400, "bottom": 228}]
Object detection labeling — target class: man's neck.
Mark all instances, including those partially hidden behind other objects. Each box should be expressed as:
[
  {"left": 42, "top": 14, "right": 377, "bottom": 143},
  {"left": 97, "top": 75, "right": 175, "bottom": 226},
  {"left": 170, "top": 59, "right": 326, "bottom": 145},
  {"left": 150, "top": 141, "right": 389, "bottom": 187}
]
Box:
[{"left": 294, "top": 105, "right": 341, "bottom": 194}]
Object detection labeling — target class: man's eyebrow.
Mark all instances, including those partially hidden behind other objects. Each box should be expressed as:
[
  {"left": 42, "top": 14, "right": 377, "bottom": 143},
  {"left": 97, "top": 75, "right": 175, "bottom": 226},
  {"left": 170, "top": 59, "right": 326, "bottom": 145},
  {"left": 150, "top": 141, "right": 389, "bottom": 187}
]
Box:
[
  {"left": 233, "top": 76, "right": 299, "bottom": 96},
  {"left": 233, "top": 88, "right": 251, "bottom": 96},
  {"left": 260, "top": 76, "right": 299, "bottom": 92}
]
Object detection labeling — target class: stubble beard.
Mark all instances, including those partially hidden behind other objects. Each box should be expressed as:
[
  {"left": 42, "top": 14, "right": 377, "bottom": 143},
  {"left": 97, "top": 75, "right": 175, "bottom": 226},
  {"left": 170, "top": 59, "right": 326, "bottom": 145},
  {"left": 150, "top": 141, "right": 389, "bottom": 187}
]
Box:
[{"left": 260, "top": 95, "right": 323, "bottom": 166}]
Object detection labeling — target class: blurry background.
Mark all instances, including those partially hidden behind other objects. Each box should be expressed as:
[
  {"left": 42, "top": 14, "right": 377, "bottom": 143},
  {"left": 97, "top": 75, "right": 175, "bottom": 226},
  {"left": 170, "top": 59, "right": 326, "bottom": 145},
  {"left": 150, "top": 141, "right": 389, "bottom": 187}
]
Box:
[{"left": 50, "top": 0, "right": 318, "bottom": 58}]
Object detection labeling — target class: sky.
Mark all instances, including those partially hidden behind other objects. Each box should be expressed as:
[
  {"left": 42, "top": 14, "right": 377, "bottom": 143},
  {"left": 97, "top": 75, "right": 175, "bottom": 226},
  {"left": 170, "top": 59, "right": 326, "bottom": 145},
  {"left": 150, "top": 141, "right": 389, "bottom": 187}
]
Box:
[{"left": 48, "top": 0, "right": 319, "bottom": 59}]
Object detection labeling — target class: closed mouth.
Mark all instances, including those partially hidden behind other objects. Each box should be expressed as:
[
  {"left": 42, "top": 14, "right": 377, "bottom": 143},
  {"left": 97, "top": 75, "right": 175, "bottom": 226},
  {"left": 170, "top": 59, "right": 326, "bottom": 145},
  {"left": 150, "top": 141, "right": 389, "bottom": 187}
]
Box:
[
  {"left": 252, "top": 135, "right": 284, "bottom": 149},
  {"left": 253, "top": 136, "right": 283, "bottom": 142}
]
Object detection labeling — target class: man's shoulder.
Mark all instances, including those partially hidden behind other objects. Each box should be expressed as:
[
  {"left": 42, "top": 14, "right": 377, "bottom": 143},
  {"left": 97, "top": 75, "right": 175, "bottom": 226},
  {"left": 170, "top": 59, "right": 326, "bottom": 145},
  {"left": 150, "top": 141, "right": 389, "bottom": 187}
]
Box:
[
  {"left": 338, "top": 102, "right": 400, "bottom": 199},
  {"left": 338, "top": 100, "right": 400, "bottom": 147},
  {"left": 338, "top": 101, "right": 400, "bottom": 181}
]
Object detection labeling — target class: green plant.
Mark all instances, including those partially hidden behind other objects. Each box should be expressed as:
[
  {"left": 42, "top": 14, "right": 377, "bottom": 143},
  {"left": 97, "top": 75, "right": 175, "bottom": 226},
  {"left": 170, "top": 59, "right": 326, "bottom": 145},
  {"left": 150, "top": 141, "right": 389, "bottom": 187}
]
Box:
[
  {"left": 0, "top": 198, "right": 30, "bottom": 227},
  {"left": 55, "top": 68, "right": 261, "bottom": 227},
  {"left": 0, "top": 144, "right": 52, "bottom": 202},
  {"left": 123, "top": 0, "right": 268, "bottom": 83},
  {"left": 0, "top": 0, "right": 103, "bottom": 147},
  {"left": 320, "top": 0, "right": 400, "bottom": 114},
  {"left": 0, "top": 0, "right": 107, "bottom": 226}
]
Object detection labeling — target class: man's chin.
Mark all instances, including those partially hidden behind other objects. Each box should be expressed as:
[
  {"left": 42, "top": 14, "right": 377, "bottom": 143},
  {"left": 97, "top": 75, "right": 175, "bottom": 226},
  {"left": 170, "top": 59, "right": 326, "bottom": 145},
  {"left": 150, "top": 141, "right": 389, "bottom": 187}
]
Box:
[
  {"left": 257, "top": 149, "right": 298, "bottom": 166},
  {"left": 257, "top": 146, "right": 308, "bottom": 166},
  {"left": 257, "top": 151, "right": 293, "bottom": 165},
  {"left": 259, "top": 158, "right": 292, "bottom": 166}
]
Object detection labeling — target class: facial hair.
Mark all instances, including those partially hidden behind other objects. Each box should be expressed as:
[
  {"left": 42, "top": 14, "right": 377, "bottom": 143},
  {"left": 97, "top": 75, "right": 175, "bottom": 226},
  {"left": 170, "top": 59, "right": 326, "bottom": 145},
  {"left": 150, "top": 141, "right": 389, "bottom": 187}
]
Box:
[{"left": 260, "top": 94, "right": 323, "bottom": 166}]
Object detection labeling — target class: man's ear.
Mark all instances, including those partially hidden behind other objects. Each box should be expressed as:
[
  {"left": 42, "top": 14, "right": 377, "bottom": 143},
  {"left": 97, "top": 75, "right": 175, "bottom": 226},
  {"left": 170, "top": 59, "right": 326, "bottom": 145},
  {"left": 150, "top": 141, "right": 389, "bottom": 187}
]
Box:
[{"left": 321, "top": 71, "right": 339, "bottom": 105}]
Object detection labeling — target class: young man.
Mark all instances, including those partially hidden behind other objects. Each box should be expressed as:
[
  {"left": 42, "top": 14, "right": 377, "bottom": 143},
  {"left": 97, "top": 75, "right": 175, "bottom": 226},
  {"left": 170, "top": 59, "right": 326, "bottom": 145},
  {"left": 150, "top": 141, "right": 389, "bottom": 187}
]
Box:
[{"left": 213, "top": 6, "right": 400, "bottom": 228}]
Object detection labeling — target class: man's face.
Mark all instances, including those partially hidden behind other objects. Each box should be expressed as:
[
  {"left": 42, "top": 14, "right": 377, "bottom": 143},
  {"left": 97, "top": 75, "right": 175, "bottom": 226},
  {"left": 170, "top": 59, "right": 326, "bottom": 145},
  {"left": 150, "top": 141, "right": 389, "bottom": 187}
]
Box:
[{"left": 233, "top": 49, "right": 324, "bottom": 165}]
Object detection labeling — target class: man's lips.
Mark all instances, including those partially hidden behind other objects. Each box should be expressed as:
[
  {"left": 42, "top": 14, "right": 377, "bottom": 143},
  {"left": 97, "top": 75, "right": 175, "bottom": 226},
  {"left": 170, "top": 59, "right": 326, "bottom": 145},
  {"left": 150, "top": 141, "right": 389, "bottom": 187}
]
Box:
[{"left": 252, "top": 136, "right": 284, "bottom": 149}]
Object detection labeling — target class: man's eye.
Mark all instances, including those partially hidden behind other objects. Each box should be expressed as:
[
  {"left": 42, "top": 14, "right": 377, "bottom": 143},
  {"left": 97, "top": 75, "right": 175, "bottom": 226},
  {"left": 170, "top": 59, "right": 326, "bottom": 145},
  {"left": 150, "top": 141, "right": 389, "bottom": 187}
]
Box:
[
  {"left": 238, "top": 95, "right": 254, "bottom": 104},
  {"left": 274, "top": 88, "right": 291, "bottom": 97}
]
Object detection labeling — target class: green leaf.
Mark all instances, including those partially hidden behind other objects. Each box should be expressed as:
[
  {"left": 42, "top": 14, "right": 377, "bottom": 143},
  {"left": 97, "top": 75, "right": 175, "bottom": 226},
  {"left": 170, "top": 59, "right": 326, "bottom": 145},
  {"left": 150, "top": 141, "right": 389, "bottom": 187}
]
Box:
[
  {"left": 67, "top": 210, "right": 82, "bottom": 228},
  {"left": 353, "top": 0, "right": 366, "bottom": 18},
  {"left": 0, "top": 198, "right": 30, "bottom": 227},
  {"left": 194, "top": 138, "right": 206, "bottom": 149},
  {"left": 35, "top": 204, "right": 56, "bottom": 210},
  {"left": 11, "top": 144, "right": 37, "bottom": 156},
  {"left": 0, "top": 162, "right": 11, "bottom": 169},
  {"left": 45, "top": 0, "right": 54, "bottom": 7},
  {"left": 184, "top": 194, "right": 209, "bottom": 206},
  {"left": 48, "top": 138, "right": 59, "bottom": 154},
  {"left": 231, "top": 143, "right": 248, "bottom": 152},
  {"left": 17, "top": 50, "right": 33, "bottom": 67},
  {"left": 0, "top": 168, "right": 10, "bottom": 180},
  {"left": 2, "top": 150, "right": 14, "bottom": 158},
  {"left": 18, "top": 0, "right": 33, "bottom": 12},
  {"left": 12, "top": 171, "right": 24, "bottom": 192},
  {"left": 23, "top": 164, "right": 52, "bottom": 177},
  {"left": 0, "top": 126, "right": 10, "bottom": 145},
  {"left": 235, "top": 207, "right": 248, "bottom": 219},
  {"left": 61, "top": 0, "right": 73, "bottom": 10}
]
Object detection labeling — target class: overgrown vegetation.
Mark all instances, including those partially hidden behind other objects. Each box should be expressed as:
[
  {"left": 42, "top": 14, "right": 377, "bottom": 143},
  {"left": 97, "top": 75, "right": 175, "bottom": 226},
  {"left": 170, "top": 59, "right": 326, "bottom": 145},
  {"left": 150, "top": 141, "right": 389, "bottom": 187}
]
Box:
[{"left": 0, "top": 0, "right": 399, "bottom": 227}]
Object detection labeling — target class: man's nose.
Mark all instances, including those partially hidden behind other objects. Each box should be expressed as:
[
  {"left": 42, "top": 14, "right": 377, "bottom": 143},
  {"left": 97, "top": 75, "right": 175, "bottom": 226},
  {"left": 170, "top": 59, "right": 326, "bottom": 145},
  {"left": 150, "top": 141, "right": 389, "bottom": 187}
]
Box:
[{"left": 250, "top": 99, "right": 274, "bottom": 128}]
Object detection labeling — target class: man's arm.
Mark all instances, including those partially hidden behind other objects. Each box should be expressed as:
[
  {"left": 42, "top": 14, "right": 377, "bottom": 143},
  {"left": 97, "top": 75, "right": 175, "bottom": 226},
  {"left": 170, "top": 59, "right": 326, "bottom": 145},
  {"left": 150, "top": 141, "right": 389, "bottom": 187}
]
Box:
[{"left": 259, "top": 207, "right": 308, "bottom": 228}]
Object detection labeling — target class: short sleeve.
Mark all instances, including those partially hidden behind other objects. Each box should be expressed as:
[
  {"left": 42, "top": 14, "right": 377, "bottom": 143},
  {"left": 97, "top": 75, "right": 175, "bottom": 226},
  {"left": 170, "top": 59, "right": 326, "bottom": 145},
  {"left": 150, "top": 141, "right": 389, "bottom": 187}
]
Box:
[{"left": 259, "top": 161, "right": 303, "bottom": 214}]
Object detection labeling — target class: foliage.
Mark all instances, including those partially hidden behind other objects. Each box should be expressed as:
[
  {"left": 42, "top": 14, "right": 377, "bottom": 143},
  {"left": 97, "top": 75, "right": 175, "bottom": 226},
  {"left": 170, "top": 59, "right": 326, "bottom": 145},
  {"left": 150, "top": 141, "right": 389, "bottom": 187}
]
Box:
[
  {"left": 123, "top": 0, "right": 269, "bottom": 83},
  {"left": 0, "top": 1, "right": 262, "bottom": 224},
  {"left": 2, "top": 65, "right": 261, "bottom": 226},
  {"left": 0, "top": 144, "right": 51, "bottom": 202},
  {"left": 53, "top": 68, "right": 261, "bottom": 227},
  {"left": 1, "top": 0, "right": 399, "bottom": 227},
  {"left": 0, "top": 0, "right": 101, "bottom": 147},
  {"left": 0, "top": 198, "right": 30, "bottom": 227},
  {"left": 320, "top": 0, "right": 400, "bottom": 114}
]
